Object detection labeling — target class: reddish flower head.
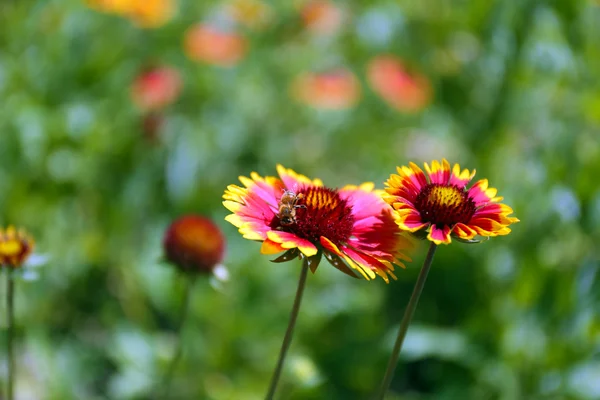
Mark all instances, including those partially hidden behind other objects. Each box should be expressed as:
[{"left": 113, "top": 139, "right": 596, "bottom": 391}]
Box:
[
  {"left": 301, "top": 0, "right": 344, "bottom": 36},
  {"left": 130, "top": 66, "right": 182, "bottom": 112},
  {"left": 223, "top": 165, "right": 412, "bottom": 282},
  {"left": 384, "top": 159, "right": 519, "bottom": 245},
  {"left": 163, "top": 216, "right": 226, "bottom": 274},
  {"left": 291, "top": 70, "right": 361, "bottom": 110},
  {"left": 183, "top": 24, "right": 248, "bottom": 67},
  {"left": 0, "top": 226, "right": 34, "bottom": 268},
  {"left": 367, "top": 55, "right": 432, "bottom": 113}
]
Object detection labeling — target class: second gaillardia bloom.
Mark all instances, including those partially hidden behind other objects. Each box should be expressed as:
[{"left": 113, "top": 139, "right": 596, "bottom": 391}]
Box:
[
  {"left": 384, "top": 159, "right": 519, "bottom": 245},
  {"left": 223, "top": 164, "right": 411, "bottom": 282}
]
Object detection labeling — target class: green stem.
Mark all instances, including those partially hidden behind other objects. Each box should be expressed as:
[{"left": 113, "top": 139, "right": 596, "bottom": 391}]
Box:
[
  {"left": 7, "top": 271, "right": 15, "bottom": 400},
  {"left": 265, "top": 260, "right": 309, "bottom": 400},
  {"left": 159, "top": 277, "right": 195, "bottom": 399},
  {"left": 377, "top": 242, "right": 437, "bottom": 399}
]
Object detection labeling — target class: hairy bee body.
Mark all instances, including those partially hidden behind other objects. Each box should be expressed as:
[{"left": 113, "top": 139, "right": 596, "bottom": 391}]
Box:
[{"left": 277, "top": 190, "right": 305, "bottom": 226}]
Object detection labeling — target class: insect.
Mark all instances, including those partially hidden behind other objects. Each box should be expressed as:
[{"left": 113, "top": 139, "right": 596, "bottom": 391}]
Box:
[{"left": 277, "top": 189, "right": 306, "bottom": 226}]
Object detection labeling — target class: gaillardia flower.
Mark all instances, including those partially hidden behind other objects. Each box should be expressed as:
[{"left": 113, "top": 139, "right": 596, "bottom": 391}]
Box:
[
  {"left": 0, "top": 226, "right": 34, "bottom": 268},
  {"left": 223, "top": 165, "right": 411, "bottom": 282},
  {"left": 163, "top": 215, "right": 226, "bottom": 274},
  {"left": 384, "top": 159, "right": 519, "bottom": 245}
]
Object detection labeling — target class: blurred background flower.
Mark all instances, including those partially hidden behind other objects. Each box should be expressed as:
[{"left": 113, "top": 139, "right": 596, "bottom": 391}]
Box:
[
  {"left": 291, "top": 69, "right": 360, "bottom": 110},
  {"left": 300, "top": 0, "right": 345, "bottom": 36},
  {"left": 367, "top": 55, "right": 432, "bottom": 113},
  {"left": 130, "top": 66, "right": 182, "bottom": 112},
  {"left": 86, "top": 0, "right": 175, "bottom": 28},
  {"left": 163, "top": 215, "right": 225, "bottom": 274},
  {"left": 226, "top": 0, "right": 273, "bottom": 30},
  {"left": 0, "top": 226, "right": 34, "bottom": 268},
  {"left": 183, "top": 23, "right": 248, "bottom": 67}
]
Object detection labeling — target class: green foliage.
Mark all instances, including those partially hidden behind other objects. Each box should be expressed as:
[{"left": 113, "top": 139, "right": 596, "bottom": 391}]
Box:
[{"left": 1, "top": 0, "right": 599, "bottom": 398}]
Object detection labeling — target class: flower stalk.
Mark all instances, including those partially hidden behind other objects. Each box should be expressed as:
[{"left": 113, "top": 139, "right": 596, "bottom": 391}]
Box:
[
  {"left": 6, "top": 271, "right": 15, "bottom": 400},
  {"left": 265, "top": 260, "right": 310, "bottom": 400},
  {"left": 377, "top": 242, "right": 437, "bottom": 399},
  {"left": 160, "top": 277, "right": 195, "bottom": 399}
]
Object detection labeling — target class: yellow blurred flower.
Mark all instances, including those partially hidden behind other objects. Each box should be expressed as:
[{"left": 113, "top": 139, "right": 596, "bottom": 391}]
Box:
[
  {"left": 0, "top": 226, "right": 34, "bottom": 268},
  {"left": 86, "top": 0, "right": 175, "bottom": 28}
]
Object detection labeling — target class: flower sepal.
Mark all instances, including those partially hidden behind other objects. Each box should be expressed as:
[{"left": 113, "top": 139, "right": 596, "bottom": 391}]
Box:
[
  {"left": 270, "top": 248, "right": 301, "bottom": 263},
  {"left": 301, "top": 249, "right": 322, "bottom": 273},
  {"left": 324, "top": 251, "right": 360, "bottom": 279},
  {"left": 453, "top": 236, "right": 490, "bottom": 245},
  {"left": 409, "top": 230, "right": 430, "bottom": 241}
]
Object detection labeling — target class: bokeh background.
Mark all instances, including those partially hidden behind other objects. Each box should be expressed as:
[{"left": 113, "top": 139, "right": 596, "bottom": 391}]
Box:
[{"left": 1, "top": 0, "right": 600, "bottom": 399}]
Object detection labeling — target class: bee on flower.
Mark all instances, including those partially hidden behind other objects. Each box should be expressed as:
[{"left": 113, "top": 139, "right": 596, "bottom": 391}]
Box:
[{"left": 223, "top": 165, "right": 412, "bottom": 282}]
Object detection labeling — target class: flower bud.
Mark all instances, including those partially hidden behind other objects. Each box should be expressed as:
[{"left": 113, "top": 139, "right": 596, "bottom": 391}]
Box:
[{"left": 163, "top": 216, "right": 225, "bottom": 274}]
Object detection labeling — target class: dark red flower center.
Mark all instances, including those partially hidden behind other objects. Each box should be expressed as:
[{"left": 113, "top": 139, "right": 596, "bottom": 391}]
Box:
[
  {"left": 270, "top": 186, "right": 355, "bottom": 245},
  {"left": 414, "top": 184, "right": 476, "bottom": 227}
]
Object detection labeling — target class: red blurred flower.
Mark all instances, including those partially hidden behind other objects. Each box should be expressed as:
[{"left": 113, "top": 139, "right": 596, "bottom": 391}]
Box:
[
  {"left": 130, "top": 66, "right": 182, "bottom": 112},
  {"left": 0, "top": 226, "right": 34, "bottom": 268},
  {"left": 367, "top": 55, "right": 432, "bottom": 113},
  {"left": 292, "top": 69, "right": 360, "bottom": 110},
  {"left": 183, "top": 24, "right": 248, "bottom": 67},
  {"left": 301, "top": 0, "right": 344, "bottom": 36},
  {"left": 163, "top": 216, "right": 226, "bottom": 274}
]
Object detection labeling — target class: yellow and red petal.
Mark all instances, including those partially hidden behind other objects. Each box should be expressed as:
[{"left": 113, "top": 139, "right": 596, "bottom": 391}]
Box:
[
  {"left": 400, "top": 162, "right": 428, "bottom": 190},
  {"left": 424, "top": 159, "right": 452, "bottom": 185},
  {"left": 342, "top": 245, "right": 396, "bottom": 283},
  {"left": 449, "top": 163, "right": 476, "bottom": 188},
  {"left": 466, "top": 217, "right": 508, "bottom": 236},
  {"left": 467, "top": 179, "right": 500, "bottom": 206},
  {"left": 260, "top": 238, "right": 286, "bottom": 254},
  {"left": 276, "top": 164, "right": 322, "bottom": 190},
  {"left": 267, "top": 230, "right": 318, "bottom": 256},
  {"left": 451, "top": 223, "right": 478, "bottom": 240},
  {"left": 395, "top": 210, "right": 429, "bottom": 232},
  {"left": 321, "top": 236, "right": 374, "bottom": 281},
  {"left": 427, "top": 225, "right": 452, "bottom": 245}
]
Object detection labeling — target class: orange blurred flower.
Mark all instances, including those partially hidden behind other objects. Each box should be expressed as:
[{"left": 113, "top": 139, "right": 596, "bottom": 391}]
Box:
[
  {"left": 367, "top": 55, "right": 432, "bottom": 113},
  {"left": 86, "top": 0, "right": 174, "bottom": 28},
  {"left": 301, "top": 0, "right": 344, "bottom": 36},
  {"left": 0, "top": 226, "right": 34, "bottom": 268},
  {"left": 130, "top": 66, "right": 182, "bottom": 112},
  {"left": 183, "top": 24, "right": 248, "bottom": 67},
  {"left": 127, "top": 0, "right": 174, "bottom": 28},
  {"left": 163, "top": 216, "right": 226, "bottom": 274},
  {"left": 292, "top": 69, "right": 361, "bottom": 110}
]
